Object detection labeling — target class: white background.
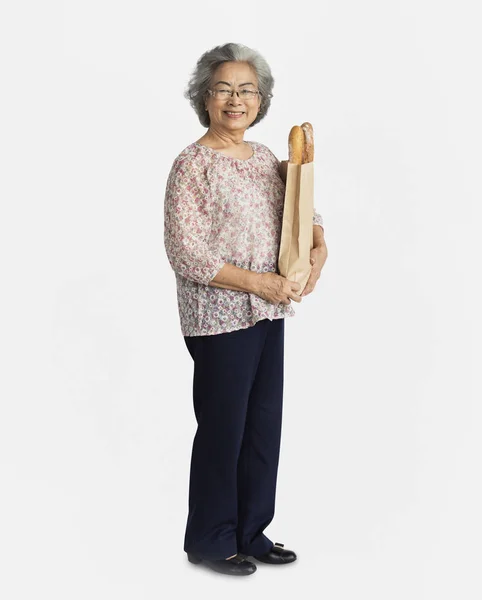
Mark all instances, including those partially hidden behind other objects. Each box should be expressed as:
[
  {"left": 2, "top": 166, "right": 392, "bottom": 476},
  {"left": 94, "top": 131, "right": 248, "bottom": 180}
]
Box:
[{"left": 1, "top": 0, "right": 481, "bottom": 598}]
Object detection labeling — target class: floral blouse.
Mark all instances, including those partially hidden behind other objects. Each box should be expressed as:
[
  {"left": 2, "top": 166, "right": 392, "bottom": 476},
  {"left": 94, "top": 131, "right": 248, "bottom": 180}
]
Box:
[{"left": 163, "top": 141, "right": 324, "bottom": 337}]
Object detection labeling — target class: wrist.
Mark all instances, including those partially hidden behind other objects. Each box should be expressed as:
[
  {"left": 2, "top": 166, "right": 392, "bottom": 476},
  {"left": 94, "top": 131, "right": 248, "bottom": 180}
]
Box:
[
  {"left": 313, "top": 225, "right": 325, "bottom": 249},
  {"left": 247, "top": 271, "right": 262, "bottom": 294}
]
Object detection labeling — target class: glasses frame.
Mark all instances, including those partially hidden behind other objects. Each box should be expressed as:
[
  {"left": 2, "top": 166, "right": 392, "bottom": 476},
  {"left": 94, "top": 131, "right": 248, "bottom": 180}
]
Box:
[{"left": 206, "top": 88, "right": 262, "bottom": 101}]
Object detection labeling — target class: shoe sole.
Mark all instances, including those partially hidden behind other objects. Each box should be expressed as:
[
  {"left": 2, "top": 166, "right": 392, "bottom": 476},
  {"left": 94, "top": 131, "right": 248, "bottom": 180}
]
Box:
[
  {"left": 187, "top": 553, "right": 257, "bottom": 575},
  {"left": 253, "top": 556, "right": 297, "bottom": 564}
]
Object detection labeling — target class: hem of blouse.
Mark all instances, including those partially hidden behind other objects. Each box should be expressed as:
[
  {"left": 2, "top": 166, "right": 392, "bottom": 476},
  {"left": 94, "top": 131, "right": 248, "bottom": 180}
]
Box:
[{"left": 181, "top": 312, "right": 293, "bottom": 337}]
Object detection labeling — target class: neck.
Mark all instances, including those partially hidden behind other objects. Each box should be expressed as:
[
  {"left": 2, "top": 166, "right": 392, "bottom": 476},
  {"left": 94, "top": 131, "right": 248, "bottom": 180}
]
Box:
[{"left": 202, "top": 127, "right": 246, "bottom": 148}]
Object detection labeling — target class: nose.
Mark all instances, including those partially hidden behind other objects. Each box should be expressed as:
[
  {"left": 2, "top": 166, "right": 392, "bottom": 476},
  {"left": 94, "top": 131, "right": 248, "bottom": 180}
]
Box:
[{"left": 228, "top": 91, "right": 243, "bottom": 105}]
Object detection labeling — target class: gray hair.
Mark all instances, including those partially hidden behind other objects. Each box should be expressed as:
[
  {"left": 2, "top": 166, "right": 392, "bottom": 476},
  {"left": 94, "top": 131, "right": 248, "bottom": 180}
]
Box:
[{"left": 184, "top": 42, "right": 274, "bottom": 129}]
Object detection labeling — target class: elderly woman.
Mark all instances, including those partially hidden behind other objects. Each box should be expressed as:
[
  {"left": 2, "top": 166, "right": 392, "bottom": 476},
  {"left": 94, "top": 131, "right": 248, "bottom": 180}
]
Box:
[{"left": 164, "top": 42, "right": 328, "bottom": 576}]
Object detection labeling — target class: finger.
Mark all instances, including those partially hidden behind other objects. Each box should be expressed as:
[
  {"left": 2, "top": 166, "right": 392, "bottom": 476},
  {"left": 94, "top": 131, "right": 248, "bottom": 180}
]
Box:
[
  {"left": 301, "top": 281, "right": 314, "bottom": 296},
  {"left": 301, "top": 275, "right": 315, "bottom": 294},
  {"left": 288, "top": 291, "right": 302, "bottom": 303},
  {"left": 287, "top": 279, "right": 302, "bottom": 292}
]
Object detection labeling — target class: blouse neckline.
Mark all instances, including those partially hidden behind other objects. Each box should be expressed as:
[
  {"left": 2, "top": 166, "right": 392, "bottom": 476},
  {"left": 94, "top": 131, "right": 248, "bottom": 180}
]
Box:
[{"left": 193, "top": 141, "right": 256, "bottom": 163}]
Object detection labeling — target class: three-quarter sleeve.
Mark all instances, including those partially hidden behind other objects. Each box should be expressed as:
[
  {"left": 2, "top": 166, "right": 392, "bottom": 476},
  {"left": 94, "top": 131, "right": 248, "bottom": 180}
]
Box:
[{"left": 164, "top": 156, "right": 225, "bottom": 285}]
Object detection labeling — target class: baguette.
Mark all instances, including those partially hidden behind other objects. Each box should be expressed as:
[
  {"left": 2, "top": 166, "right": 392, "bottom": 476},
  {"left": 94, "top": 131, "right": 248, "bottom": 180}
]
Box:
[
  {"left": 301, "top": 122, "right": 314, "bottom": 163},
  {"left": 288, "top": 125, "right": 304, "bottom": 164}
]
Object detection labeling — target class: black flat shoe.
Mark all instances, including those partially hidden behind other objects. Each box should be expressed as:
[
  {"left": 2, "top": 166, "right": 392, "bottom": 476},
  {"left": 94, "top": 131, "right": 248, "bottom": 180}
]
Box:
[
  {"left": 253, "top": 542, "right": 297, "bottom": 564},
  {"left": 187, "top": 553, "right": 257, "bottom": 575}
]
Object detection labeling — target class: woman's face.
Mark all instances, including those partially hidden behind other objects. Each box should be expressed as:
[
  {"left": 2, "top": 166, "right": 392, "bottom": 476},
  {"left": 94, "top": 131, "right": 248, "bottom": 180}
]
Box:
[{"left": 205, "top": 61, "right": 262, "bottom": 134}]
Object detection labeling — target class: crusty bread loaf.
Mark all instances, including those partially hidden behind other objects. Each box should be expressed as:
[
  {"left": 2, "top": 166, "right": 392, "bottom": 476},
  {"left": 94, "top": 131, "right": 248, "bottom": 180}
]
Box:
[
  {"left": 288, "top": 125, "right": 304, "bottom": 164},
  {"left": 301, "top": 122, "right": 314, "bottom": 163}
]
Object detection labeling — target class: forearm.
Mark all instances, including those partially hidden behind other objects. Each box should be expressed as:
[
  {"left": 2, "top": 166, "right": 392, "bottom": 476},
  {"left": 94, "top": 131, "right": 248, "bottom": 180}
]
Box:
[
  {"left": 209, "top": 262, "right": 260, "bottom": 294},
  {"left": 313, "top": 224, "right": 325, "bottom": 248}
]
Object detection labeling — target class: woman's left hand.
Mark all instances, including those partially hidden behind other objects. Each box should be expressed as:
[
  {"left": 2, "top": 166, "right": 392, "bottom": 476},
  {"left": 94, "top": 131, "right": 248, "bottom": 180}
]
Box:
[{"left": 301, "top": 243, "right": 328, "bottom": 297}]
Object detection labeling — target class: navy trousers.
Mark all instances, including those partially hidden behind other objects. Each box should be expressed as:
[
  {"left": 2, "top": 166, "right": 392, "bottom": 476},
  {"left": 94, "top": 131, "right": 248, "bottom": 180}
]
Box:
[{"left": 183, "top": 317, "right": 285, "bottom": 560}]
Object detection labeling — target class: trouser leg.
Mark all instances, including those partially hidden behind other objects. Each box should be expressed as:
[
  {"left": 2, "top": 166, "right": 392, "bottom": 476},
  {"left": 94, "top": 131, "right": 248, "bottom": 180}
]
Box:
[
  {"left": 182, "top": 320, "right": 267, "bottom": 560},
  {"left": 236, "top": 318, "right": 285, "bottom": 556}
]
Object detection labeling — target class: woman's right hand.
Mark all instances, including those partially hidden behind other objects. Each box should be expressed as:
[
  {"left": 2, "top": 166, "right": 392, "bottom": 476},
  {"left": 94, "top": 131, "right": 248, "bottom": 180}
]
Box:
[{"left": 253, "top": 272, "right": 302, "bottom": 305}]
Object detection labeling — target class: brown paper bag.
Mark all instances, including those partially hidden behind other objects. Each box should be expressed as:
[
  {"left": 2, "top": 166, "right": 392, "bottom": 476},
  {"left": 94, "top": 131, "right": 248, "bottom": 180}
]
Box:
[{"left": 278, "top": 161, "right": 314, "bottom": 293}]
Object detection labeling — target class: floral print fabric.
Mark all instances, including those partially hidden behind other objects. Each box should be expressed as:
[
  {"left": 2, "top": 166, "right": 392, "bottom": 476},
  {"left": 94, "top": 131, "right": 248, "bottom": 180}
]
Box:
[{"left": 163, "top": 141, "right": 324, "bottom": 336}]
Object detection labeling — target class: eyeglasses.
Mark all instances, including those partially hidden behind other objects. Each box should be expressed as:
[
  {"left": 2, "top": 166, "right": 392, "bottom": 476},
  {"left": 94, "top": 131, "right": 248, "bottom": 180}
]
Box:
[{"left": 207, "top": 88, "right": 261, "bottom": 101}]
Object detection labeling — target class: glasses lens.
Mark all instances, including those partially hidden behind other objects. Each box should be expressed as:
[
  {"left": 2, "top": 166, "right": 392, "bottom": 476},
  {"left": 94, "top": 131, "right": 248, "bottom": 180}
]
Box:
[{"left": 212, "top": 89, "right": 258, "bottom": 100}]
